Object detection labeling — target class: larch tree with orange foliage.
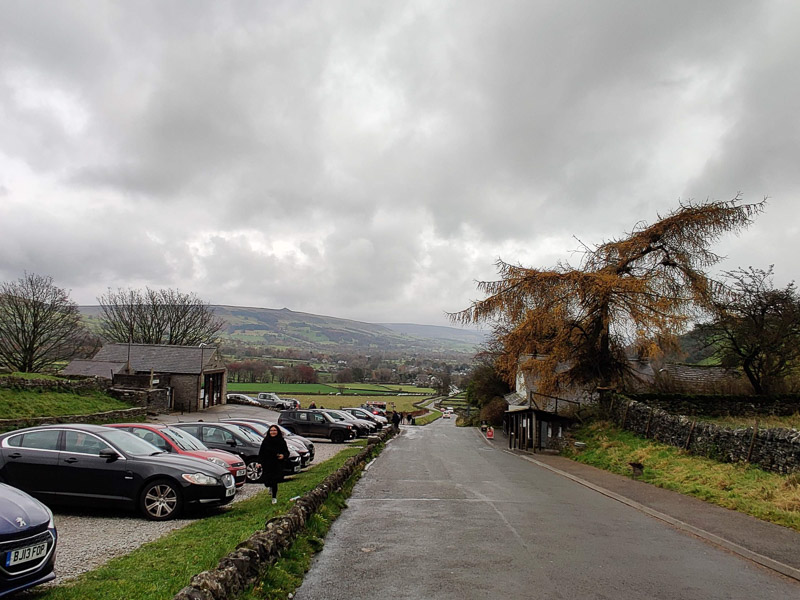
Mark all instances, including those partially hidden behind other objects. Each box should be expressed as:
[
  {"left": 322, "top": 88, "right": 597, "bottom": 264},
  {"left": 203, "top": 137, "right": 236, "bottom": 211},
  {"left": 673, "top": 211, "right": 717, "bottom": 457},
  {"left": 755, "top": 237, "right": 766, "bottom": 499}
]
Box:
[{"left": 450, "top": 197, "right": 765, "bottom": 396}]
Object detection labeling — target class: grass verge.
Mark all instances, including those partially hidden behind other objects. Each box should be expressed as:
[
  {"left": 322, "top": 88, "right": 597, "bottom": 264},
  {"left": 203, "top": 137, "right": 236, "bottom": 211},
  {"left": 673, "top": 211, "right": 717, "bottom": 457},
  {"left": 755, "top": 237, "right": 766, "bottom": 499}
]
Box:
[
  {"left": 414, "top": 409, "right": 442, "bottom": 425},
  {"left": 699, "top": 413, "right": 800, "bottom": 430},
  {"left": 564, "top": 422, "right": 800, "bottom": 531},
  {"left": 31, "top": 444, "right": 368, "bottom": 600},
  {"left": 0, "top": 389, "right": 132, "bottom": 420},
  {"left": 240, "top": 462, "right": 364, "bottom": 599}
]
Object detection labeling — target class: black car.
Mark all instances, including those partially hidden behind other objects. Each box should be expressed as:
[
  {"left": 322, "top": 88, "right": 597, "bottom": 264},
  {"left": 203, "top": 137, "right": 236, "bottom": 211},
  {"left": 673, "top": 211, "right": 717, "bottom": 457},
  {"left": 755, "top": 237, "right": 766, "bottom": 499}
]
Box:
[
  {"left": 170, "top": 422, "right": 300, "bottom": 482},
  {"left": 278, "top": 410, "right": 355, "bottom": 443},
  {"left": 221, "top": 418, "right": 315, "bottom": 464},
  {"left": 220, "top": 420, "right": 312, "bottom": 467},
  {"left": 0, "top": 425, "right": 235, "bottom": 521},
  {"left": 0, "top": 483, "right": 57, "bottom": 597}
]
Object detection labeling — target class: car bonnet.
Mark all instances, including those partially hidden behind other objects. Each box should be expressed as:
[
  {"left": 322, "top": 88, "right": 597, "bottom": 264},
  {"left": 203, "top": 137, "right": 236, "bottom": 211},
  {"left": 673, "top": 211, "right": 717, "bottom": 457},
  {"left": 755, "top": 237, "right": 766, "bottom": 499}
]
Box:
[{"left": 0, "top": 484, "right": 51, "bottom": 536}]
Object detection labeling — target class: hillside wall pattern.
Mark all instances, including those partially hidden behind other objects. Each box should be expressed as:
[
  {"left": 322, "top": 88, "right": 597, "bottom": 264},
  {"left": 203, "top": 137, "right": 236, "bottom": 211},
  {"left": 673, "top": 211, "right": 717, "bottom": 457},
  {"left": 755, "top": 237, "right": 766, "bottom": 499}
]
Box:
[{"left": 601, "top": 394, "right": 800, "bottom": 474}]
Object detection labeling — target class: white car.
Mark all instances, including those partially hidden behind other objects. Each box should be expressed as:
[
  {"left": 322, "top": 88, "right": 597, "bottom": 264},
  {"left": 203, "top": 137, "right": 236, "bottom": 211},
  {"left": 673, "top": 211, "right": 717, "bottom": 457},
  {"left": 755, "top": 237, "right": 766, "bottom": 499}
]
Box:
[{"left": 442, "top": 410, "right": 452, "bottom": 419}]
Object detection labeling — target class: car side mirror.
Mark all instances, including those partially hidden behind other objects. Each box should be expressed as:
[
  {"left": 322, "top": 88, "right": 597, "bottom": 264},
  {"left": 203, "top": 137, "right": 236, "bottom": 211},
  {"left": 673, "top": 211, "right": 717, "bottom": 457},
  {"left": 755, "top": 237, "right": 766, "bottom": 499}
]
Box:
[
  {"left": 226, "top": 439, "right": 237, "bottom": 447},
  {"left": 99, "top": 448, "right": 119, "bottom": 462}
]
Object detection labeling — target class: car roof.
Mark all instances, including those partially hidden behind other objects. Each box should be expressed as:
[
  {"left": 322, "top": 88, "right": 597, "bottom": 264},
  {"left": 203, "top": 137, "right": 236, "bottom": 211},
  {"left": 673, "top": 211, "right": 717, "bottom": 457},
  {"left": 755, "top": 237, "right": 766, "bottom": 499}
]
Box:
[{"left": 0, "top": 423, "right": 111, "bottom": 436}]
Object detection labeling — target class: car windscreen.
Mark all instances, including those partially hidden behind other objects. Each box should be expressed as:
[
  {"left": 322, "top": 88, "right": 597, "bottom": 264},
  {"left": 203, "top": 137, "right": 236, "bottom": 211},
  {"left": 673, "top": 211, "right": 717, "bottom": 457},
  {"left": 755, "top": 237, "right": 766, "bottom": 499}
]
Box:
[
  {"left": 162, "top": 427, "right": 208, "bottom": 451},
  {"left": 237, "top": 422, "right": 269, "bottom": 436},
  {"left": 324, "top": 411, "right": 346, "bottom": 421},
  {"left": 102, "top": 428, "right": 164, "bottom": 456},
  {"left": 229, "top": 424, "right": 262, "bottom": 442}
]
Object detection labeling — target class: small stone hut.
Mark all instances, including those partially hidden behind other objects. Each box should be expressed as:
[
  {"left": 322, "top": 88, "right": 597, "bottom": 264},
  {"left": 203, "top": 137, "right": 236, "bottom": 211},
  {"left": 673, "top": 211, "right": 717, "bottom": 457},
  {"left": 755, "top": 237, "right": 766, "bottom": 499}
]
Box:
[{"left": 62, "top": 343, "right": 227, "bottom": 413}]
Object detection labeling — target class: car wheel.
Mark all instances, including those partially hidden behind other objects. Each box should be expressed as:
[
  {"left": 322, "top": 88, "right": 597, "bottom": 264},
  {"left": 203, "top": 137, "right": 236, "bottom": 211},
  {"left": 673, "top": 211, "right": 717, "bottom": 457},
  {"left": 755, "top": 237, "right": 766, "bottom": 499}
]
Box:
[
  {"left": 140, "top": 479, "right": 182, "bottom": 521},
  {"left": 330, "top": 430, "right": 345, "bottom": 444},
  {"left": 245, "top": 459, "right": 263, "bottom": 483}
]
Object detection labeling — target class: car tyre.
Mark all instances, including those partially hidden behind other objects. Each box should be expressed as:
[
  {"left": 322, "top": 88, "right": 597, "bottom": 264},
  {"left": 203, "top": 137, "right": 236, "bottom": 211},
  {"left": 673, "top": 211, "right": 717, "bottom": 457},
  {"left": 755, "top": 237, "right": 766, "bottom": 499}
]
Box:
[
  {"left": 140, "top": 479, "right": 182, "bottom": 521},
  {"left": 330, "top": 430, "right": 345, "bottom": 444},
  {"left": 245, "top": 459, "right": 263, "bottom": 483}
]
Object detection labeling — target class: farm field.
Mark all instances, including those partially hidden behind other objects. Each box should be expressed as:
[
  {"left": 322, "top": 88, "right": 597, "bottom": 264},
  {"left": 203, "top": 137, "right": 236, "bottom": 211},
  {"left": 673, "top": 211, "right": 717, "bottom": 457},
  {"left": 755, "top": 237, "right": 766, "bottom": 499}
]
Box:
[{"left": 226, "top": 382, "right": 434, "bottom": 396}]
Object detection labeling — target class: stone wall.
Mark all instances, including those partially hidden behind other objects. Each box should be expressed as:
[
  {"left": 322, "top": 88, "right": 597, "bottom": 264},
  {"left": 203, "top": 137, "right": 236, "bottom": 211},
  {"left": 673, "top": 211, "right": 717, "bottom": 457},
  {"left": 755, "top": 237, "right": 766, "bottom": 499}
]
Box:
[
  {"left": 0, "top": 407, "right": 146, "bottom": 432},
  {"left": 108, "top": 387, "right": 170, "bottom": 415},
  {"left": 0, "top": 376, "right": 111, "bottom": 394},
  {"left": 626, "top": 393, "right": 800, "bottom": 417},
  {"left": 173, "top": 428, "right": 395, "bottom": 600},
  {"left": 601, "top": 394, "right": 800, "bottom": 474}
]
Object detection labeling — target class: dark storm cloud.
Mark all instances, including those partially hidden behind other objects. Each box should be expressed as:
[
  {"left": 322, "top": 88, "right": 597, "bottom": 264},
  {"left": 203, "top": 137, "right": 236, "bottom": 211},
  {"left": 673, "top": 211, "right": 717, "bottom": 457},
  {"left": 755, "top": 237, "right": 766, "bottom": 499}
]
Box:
[{"left": 0, "top": 1, "right": 797, "bottom": 325}]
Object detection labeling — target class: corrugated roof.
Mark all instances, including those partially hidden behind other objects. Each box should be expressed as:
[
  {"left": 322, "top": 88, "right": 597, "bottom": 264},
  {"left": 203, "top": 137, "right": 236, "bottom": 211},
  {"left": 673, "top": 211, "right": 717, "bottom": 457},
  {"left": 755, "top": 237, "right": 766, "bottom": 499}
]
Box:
[{"left": 91, "top": 343, "right": 216, "bottom": 375}]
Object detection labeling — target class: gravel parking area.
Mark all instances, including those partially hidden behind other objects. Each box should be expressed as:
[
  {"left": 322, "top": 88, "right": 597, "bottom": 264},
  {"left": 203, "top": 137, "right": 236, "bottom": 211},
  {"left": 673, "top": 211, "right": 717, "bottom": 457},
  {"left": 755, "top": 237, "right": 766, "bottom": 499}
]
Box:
[{"left": 41, "top": 439, "right": 348, "bottom": 586}]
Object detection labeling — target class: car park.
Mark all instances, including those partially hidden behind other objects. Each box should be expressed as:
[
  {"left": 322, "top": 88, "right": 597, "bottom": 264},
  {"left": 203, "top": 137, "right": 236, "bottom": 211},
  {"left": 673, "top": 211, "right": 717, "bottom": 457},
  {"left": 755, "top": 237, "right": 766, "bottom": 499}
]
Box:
[
  {"left": 221, "top": 420, "right": 311, "bottom": 467},
  {"left": 219, "top": 418, "right": 315, "bottom": 464},
  {"left": 278, "top": 410, "right": 355, "bottom": 443},
  {"left": 0, "top": 424, "right": 235, "bottom": 520},
  {"left": 107, "top": 423, "right": 247, "bottom": 487},
  {"left": 0, "top": 483, "right": 57, "bottom": 597},
  {"left": 169, "top": 422, "right": 300, "bottom": 481}
]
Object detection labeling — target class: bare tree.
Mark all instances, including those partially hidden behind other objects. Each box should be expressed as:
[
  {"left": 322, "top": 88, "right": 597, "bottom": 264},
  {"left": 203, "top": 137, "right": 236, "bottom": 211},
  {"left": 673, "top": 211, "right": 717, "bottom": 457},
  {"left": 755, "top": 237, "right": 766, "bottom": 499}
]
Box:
[
  {"left": 0, "top": 273, "right": 89, "bottom": 372},
  {"left": 97, "top": 287, "right": 225, "bottom": 346},
  {"left": 702, "top": 266, "right": 800, "bottom": 394},
  {"left": 451, "top": 197, "right": 765, "bottom": 395}
]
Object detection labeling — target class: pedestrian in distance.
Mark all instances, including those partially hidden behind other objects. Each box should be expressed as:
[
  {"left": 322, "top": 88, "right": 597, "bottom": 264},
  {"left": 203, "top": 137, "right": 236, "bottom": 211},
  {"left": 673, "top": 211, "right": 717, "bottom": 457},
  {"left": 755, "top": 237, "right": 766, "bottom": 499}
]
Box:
[
  {"left": 259, "top": 425, "right": 289, "bottom": 505},
  {"left": 392, "top": 410, "right": 401, "bottom": 432},
  {"left": 308, "top": 401, "right": 317, "bottom": 409}
]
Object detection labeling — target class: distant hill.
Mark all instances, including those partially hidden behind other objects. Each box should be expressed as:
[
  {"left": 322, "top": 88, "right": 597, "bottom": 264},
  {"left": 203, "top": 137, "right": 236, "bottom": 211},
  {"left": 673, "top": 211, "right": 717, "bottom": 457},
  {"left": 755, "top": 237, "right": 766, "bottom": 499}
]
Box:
[{"left": 78, "top": 305, "right": 487, "bottom": 356}]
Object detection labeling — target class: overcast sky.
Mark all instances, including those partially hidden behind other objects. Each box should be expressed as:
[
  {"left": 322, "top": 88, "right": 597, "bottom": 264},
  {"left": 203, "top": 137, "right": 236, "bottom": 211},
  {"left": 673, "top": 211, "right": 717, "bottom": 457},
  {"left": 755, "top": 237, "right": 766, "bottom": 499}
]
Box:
[{"left": 1, "top": 1, "right": 798, "bottom": 327}]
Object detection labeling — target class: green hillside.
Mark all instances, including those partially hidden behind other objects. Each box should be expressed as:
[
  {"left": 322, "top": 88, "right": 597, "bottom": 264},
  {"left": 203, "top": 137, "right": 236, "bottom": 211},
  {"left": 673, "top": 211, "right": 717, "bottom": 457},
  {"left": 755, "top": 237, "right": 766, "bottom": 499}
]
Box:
[{"left": 78, "top": 305, "right": 485, "bottom": 356}]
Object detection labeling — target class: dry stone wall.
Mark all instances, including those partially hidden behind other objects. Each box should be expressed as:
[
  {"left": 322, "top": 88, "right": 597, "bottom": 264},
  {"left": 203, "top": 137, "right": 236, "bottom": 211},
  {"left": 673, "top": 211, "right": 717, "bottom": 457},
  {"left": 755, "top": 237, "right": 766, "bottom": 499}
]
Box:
[
  {"left": 173, "top": 428, "right": 395, "bottom": 600},
  {"left": 601, "top": 394, "right": 800, "bottom": 474}
]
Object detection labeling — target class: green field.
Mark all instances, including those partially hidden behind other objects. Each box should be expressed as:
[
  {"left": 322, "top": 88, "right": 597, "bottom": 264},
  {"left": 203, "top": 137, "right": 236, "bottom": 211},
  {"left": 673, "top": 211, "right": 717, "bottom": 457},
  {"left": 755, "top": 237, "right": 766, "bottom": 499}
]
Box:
[{"left": 226, "top": 382, "right": 434, "bottom": 396}]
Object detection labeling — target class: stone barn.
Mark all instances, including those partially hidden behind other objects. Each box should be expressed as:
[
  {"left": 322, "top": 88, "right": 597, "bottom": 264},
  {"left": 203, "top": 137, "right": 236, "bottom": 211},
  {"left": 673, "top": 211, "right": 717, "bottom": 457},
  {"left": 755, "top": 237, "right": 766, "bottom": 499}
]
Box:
[{"left": 63, "top": 343, "right": 227, "bottom": 413}]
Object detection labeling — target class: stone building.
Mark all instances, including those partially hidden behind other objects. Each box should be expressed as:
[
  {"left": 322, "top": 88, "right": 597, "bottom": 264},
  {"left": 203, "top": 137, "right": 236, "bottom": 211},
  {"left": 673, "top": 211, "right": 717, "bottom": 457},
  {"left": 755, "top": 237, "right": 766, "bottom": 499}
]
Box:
[{"left": 62, "top": 343, "right": 227, "bottom": 413}]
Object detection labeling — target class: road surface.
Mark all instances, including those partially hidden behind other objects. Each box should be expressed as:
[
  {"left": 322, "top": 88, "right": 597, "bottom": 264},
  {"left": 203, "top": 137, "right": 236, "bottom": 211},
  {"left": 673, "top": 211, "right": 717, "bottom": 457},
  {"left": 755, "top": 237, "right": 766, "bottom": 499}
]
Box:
[{"left": 294, "top": 419, "right": 799, "bottom": 599}]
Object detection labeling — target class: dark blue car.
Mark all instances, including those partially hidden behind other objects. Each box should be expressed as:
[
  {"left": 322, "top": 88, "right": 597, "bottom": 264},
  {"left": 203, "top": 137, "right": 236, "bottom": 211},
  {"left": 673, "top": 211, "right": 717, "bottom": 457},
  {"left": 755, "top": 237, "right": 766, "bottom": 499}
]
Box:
[{"left": 0, "top": 483, "right": 57, "bottom": 597}]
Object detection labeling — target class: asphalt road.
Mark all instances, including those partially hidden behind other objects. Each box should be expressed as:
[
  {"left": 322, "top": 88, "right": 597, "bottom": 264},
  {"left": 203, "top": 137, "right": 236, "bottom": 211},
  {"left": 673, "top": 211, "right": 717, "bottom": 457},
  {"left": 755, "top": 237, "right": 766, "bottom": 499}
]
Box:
[{"left": 294, "top": 419, "right": 799, "bottom": 600}]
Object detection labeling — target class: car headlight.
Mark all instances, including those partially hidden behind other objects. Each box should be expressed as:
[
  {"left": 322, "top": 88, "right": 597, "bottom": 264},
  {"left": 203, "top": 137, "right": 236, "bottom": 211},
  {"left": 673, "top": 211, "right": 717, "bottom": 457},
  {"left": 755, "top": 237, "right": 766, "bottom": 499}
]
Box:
[
  {"left": 45, "top": 506, "right": 55, "bottom": 530},
  {"left": 182, "top": 472, "right": 219, "bottom": 486},
  {"left": 206, "top": 457, "right": 229, "bottom": 468}
]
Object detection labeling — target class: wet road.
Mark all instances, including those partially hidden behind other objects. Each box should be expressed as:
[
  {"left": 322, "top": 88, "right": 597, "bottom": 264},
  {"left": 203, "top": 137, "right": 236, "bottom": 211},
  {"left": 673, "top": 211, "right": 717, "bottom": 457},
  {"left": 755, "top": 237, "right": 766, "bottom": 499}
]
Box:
[{"left": 294, "top": 419, "right": 799, "bottom": 600}]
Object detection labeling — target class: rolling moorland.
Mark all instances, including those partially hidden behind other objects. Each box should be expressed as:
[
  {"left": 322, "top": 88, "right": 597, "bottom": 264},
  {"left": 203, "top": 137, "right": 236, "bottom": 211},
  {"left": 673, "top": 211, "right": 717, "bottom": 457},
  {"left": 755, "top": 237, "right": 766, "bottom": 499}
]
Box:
[{"left": 78, "top": 305, "right": 488, "bottom": 356}]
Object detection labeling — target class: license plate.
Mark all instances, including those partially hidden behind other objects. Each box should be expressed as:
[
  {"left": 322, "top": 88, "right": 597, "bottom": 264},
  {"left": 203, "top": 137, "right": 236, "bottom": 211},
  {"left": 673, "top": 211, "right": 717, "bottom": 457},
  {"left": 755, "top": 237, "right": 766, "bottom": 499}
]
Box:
[
  {"left": 6, "top": 541, "right": 48, "bottom": 567},
  {"left": 226, "top": 487, "right": 235, "bottom": 497},
  {"left": 236, "top": 469, "right": 246, "bottom": 477}
]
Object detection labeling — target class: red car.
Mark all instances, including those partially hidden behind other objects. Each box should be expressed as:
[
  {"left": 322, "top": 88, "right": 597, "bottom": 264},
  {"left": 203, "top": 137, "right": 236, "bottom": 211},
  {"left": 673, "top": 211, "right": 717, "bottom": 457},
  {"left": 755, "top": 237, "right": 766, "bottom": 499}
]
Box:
[{"left": 107, "top": 423, "right": 247, "bottom": 487}]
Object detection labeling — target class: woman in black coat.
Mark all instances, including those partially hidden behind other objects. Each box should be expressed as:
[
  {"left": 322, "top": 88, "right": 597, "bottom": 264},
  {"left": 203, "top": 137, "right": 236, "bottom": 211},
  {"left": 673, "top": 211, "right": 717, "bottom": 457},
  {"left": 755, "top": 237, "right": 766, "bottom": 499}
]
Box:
[{"left": 259, "top": 425, "right": 289, "bottom": 504}]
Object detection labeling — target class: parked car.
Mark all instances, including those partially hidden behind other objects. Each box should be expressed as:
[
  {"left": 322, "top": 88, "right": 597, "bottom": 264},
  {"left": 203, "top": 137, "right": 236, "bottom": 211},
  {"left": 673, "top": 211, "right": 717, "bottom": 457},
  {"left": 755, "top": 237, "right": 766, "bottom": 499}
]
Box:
[
  {"left": 442, "top": 410, "right": 451, "bottom": 419},
  {"left": 278, "top": 410, "right": 355, "bottom": 443},
  {"left": 219, "top": 418, "right": 314, "bottom": 464},
  {"left": 226, "top": 393, "right": 261, "bottom": 407},
  {"left": 318, "top": 410, "right": 376, "bottom": 437},
  {"left": 107, "top": 423, "right": 247, "bottom": 487},
  {"left": 0, "top": 424, "right": 235, "bottom": 521},
  {"left": 220, "top": 420, "right": 311, "bottom": 467},
  {"left": 0, "top": 483, "right": 57, "bottom": 597},
  {"left": 342, "top": 407, "right": 387, "bottom": 429},
  {"left": 169, "top": 422, "right": 300, "bottom": 481},
  {"left": 252, "top": 393, "right": 291, "bottom": 410},
  {"left": 360, "top": 403, "right": 387, "bottom": 417}
]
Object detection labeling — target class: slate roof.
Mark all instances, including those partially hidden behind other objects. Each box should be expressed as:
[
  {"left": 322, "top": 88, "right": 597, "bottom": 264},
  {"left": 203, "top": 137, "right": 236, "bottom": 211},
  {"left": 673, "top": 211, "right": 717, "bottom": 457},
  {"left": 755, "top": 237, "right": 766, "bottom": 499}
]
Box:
[
  {"left": 60, "top": 359, "right": 126, "bottom": 379},
  {"left": 89, "top": 343, "right": 217, "bottom": 375}
]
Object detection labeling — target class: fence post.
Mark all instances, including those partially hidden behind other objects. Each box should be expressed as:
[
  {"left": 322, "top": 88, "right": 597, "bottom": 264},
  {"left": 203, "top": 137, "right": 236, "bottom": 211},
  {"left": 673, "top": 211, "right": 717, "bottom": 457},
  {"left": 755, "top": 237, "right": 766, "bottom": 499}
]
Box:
[
  {"left": 644, "top": 407, "right": 654, "bottom": 438},
  {"left": 746, "top": 419, "right": 759, "bottom": 462},
  {"left": 620, "top": 402, "right": 630, "bottom": 429},
  {"left": 684, "top": 420, "right": 696, "bottom": 449}
]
